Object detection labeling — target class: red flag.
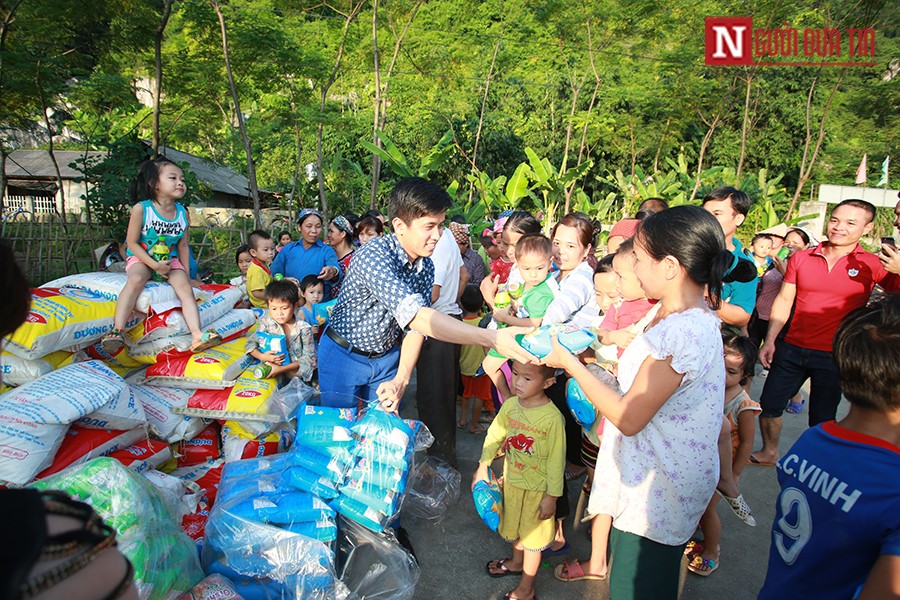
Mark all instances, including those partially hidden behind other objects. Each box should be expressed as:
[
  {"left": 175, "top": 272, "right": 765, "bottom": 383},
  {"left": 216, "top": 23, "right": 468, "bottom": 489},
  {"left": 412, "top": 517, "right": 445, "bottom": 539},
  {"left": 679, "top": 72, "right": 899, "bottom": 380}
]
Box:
[{"left": 855, "top": 154, "right": 867, "bottom": 185}]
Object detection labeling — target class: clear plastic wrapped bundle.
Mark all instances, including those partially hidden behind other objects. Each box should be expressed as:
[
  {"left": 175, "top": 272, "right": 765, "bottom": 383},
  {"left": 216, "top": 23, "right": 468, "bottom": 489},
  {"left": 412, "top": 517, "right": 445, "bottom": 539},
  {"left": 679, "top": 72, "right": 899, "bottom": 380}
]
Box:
[
  {"left": 202, "top": 457, "right": 344, "bottom": 600},
  {"left": 335, "top": 516, "right": 419, "bottom": 600},
  {"left": 30, "top": 457, "right": 204, "bottom": 599},
  {"left": 400, "top": 456, "right": 461, "bottom": 525}
]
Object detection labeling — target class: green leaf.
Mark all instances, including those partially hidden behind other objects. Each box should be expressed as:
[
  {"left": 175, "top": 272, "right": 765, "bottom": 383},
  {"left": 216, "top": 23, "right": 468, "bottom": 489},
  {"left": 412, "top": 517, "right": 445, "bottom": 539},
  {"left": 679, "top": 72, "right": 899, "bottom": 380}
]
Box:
[
  {"left": 525, "top": 147, "right": 551, "bottom": 185},
  {"left": 505, "top": 162, "right": 532, "bottom": 206}
]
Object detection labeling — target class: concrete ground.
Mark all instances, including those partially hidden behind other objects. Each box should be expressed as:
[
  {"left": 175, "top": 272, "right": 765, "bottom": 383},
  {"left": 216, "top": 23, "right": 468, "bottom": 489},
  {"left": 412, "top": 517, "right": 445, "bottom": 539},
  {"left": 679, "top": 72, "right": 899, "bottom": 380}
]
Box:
[{"left": 401, "top": 369, "right": 838, "bottom": 600}]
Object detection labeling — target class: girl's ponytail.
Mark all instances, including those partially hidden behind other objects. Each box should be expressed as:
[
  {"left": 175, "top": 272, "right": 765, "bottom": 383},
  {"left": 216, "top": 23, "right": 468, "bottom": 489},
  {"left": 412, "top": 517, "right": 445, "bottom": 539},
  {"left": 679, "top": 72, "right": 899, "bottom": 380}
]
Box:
[{"left": 706, "top": 249, "right": 733, "bottom": 310}]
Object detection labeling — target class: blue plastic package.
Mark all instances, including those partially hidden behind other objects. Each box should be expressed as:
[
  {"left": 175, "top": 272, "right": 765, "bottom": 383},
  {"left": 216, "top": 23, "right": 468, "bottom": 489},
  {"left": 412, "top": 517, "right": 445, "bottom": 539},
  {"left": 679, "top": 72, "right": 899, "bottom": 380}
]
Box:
[
  {"left": 291, "top": 446, "right": 353, "bottom": 483},
  {"left": 282, "top": 518, "right": 338, "bottom": 542},
  {"left": 351, "top": 408, "right": 414, "bottom": 453},
  {"left": 338, "top": 478, "right": 399, "bottom": 516},
  {"left": 282, "top": 465, "right": 340, "bottom": 500},
  {"left": 346, "top": 457, "right": 408, "bottom": 493},
  {"left": 312, "top": 299, "right": 337, "bottom": 326},
  {"left": 229, "top": 491, "right": 335, "bottom": 524},
  {"left": 515, "top": 324, "right": 596, "bottom": 359},
  {"left": 256, "top": 330, "right": 291, "bottom": 367},
  {"left": 329, "top": 495, "right": 389, "bottom": 533},
  {"left": 472, "top": 475, "right": 502, "bottom": 532},
  {"left": 354, "top": 437, "right": 411, "bottom": 469},
  {"left": 566, "top": 378, "right": 597, "bottom": 430},
  {"left": 295, "top": 405, "right": 356, "bottom": 447}
]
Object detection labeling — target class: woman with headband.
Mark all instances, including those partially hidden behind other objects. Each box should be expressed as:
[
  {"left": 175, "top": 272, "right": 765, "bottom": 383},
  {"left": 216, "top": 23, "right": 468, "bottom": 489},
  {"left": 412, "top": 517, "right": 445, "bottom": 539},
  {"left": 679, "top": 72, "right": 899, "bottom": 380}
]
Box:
[
  {"left": 271, "top": 208, "right": 341, "bottom": 299},
  {"left": 325, "top": 215, "right": 356, "bottom": 298}
]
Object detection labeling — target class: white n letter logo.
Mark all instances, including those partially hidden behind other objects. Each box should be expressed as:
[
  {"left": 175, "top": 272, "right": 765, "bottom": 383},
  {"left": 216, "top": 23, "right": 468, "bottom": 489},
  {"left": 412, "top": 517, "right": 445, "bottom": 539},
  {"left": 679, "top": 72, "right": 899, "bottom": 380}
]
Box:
[{"left": 712, "top": 25, "right": 746, "bottom": 58}]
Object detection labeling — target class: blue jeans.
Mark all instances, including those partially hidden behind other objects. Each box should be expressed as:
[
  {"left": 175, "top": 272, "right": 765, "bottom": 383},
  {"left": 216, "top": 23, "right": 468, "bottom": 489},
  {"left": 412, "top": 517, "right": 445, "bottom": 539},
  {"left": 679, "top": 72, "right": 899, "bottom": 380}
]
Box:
[
  {"left": 317, "top": 333, "right": 400, "bottom": 407},
  {"left": 759, "top": 340, "right": 842, "bottom": 426}
]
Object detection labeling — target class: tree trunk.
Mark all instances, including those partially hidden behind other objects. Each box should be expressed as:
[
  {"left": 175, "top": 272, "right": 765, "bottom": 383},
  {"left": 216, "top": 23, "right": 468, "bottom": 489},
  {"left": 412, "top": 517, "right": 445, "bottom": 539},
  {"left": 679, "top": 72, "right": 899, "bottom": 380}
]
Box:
[
  {"left": 317, "top": 1, "right": 364, "bottom": 216},
  {"left": 787, "top": 69, "right": 845, "bottom": 219},
  {"left": 211, "top": 0, "right": 261, "bottom": 227},
  {"left": 289, "top": 120, "right": 303, "bottom": 219},
  {"left": 468, "top": 21, "right": 504, "bottom": 203},
  {"left": 369, "top": 0, "right": 382, "bottom": 208},
  {"left": 36, "top": 64, "right": 66, "bottom": 222},
  {"left": 0, "top": 0, "right": 25, "bottom": 215},
  {"left": 653, "top": 117, "right": 671, "bottom": 173},
  {"left": 736, "top": 73, "right": 753, "bottom": 180},
  {"left": 152, "top": 0, "right": 175, "bottom": 152}
]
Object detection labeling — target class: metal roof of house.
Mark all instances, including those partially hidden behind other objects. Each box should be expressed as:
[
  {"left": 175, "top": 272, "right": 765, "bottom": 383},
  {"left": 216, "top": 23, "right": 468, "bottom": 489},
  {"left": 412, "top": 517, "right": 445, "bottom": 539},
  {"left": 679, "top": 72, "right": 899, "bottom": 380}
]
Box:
[{"left": 4, "top": 146, "right": 251, "bottom": 198}]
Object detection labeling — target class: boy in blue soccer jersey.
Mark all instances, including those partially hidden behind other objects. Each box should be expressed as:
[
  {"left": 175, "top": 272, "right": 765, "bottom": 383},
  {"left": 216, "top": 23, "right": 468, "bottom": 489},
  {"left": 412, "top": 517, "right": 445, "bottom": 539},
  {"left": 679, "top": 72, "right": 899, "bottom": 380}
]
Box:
[{"left": 759, "top": 294, "right": 900, "bottom": 600}]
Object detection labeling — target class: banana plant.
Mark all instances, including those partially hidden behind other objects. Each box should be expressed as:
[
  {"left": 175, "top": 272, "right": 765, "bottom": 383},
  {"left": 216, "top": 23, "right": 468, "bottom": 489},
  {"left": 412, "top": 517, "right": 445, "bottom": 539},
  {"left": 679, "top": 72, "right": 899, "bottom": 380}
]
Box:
[{"left": 359, "top": 128, "right": 455, "bottom": 179}]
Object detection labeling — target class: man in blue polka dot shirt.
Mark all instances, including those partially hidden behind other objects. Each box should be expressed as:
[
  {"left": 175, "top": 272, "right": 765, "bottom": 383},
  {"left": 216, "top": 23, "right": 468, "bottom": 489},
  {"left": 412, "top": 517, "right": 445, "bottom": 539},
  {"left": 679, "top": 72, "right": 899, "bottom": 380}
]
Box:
[{"left": 318, "top": 177, "right": 534, "bottom": 412}]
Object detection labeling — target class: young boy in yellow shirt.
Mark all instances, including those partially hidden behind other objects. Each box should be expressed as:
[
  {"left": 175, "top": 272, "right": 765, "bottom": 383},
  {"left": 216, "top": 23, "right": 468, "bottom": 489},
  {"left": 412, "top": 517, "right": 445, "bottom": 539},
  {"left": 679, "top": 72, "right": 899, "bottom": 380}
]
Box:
[{"left": 246, "top": 230, "right": 277, "bottom": 309}]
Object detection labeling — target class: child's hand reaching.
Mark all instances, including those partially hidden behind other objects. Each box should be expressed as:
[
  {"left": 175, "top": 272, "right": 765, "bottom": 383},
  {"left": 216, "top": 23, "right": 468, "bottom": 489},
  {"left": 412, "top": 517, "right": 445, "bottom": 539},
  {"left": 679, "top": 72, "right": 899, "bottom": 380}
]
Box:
[
  {"left": 492, "top": 306, "right": 512, "bottom": 325},
  {"left": 538, "top": 494, "right": 556, "bottom": 520}
]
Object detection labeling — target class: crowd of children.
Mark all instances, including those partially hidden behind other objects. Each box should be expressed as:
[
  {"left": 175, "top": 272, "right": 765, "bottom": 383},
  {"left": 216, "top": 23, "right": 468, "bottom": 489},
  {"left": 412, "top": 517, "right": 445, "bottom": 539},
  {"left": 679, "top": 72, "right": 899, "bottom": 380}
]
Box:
[{"left": 92, "top": 159, "right": 897, "bottom": 600}]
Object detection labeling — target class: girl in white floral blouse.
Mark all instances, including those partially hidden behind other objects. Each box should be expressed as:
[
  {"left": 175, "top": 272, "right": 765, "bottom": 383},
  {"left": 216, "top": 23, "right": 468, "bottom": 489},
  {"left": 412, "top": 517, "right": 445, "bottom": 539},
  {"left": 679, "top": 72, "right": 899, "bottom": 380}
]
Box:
[{"left": 543, "top": 206, "right": 732, "bottom": 600}]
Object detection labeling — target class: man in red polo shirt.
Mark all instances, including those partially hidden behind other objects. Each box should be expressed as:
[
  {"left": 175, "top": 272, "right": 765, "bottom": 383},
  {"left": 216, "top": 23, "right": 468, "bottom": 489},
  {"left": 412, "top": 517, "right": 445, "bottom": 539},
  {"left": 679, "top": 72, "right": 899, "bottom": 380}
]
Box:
[{"left": 750, "top": 199, "right": 900, "bottom": 466}]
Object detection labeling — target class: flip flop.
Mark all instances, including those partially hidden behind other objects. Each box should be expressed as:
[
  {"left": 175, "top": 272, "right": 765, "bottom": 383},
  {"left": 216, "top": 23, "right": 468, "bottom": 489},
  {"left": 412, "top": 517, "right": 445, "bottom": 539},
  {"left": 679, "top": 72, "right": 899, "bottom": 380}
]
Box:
[
  {"left": 785, "top": 398, "right": 805, "bottom": 414},
  {"left": 486, "top": 558, "right": 522, "bottom": 578},
  {"left": 541, "top": 541, "right": 570, "bottom": 558},
  {"left": 748, "top": 454, "right": 777, "bottom": 467},
  {"left": 553, "top": 559, "right": 606, "bottom": 582},
  {"left": 504, "top": 592, "right": 536, "bottom": 600},
  {"left": 190, "top": 330, "right": 223, "bottom": 353}
]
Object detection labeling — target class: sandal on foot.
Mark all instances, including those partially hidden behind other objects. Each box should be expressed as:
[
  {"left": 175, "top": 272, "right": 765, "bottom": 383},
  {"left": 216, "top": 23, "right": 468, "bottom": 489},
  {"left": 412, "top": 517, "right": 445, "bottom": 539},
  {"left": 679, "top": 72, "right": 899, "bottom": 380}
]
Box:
[
  {"left": 554, "top": 559, "right": 606, "bottom": 582},
  {"left": 687, "top": 555, "right": 719, "bottom": 577},
  {"left": 190, "top": 330, "right": 223, "bottom": 353},
  {"left": 541, "top": 541, "right": 570, "bottom": 558},
  {"left": 716, "top": 488, "right": 757, "bottom": 527},
  {"left": 100, "top": 328, "right": 126, "bottom": 354},
  {"left": 469, "top": 424, "right": 486, "bottom": 434},
  {"left": 504, "top": 592, "right": 536, "bottom": 600},
  {"left": 785, "top": 398, "right": 805, "bottom": 414},
  {"left": 486, "top": 558, "right": 522, "bottom": 578},
  {"left": 748, "top": 454, "right": 777, "bottom": 467},
  {"left": 685, "top": 540, "right": 705, "bottom": 558}
]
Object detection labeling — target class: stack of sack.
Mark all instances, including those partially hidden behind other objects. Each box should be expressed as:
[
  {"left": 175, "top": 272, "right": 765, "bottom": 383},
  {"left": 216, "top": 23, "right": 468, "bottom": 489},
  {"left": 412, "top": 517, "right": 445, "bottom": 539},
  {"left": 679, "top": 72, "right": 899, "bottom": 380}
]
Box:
[{"left": 1, "top": 272, "right": 461, "bottom": 599}]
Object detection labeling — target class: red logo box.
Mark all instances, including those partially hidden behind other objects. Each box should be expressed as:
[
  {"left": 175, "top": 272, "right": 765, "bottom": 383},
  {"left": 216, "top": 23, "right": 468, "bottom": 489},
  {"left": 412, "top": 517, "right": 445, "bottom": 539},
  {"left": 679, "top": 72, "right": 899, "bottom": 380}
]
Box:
[{"left": 705, "top": 17, "right": 753, "bottom": 65}]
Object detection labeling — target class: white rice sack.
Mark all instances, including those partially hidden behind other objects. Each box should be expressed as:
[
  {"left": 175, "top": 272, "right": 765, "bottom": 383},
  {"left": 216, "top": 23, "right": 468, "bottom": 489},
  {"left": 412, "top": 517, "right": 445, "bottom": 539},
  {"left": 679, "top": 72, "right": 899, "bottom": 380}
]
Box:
[
  {"left": 0, "top": 350, "right": 70, "bottom": 386},
  {"left": 0, "top": 360, "right": 134, "bottom": 484},
  {"left": 78, "top": 384, "right": 146, "bottom": 431},
  {"left": 4, "top": 288, "right": 143, "bottom": 360},
  {"left": 42, "top": 272, "right": 203, "bottom": 314},
  {"left": 131, "top": 384, "right": 208, "bottom": 443},
  {"left": 130, "top": 309, "right": 256, "bottom": 357},
  {"left": 129, "top": 286, "right": 244, "bottom": 345}
]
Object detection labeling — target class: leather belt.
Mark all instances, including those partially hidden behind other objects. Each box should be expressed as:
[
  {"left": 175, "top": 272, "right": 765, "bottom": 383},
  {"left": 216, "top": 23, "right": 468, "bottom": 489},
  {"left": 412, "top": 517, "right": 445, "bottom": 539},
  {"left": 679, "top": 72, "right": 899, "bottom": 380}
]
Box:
[{"left": 325, "top": 327, "right": 391, "bottom": 359}]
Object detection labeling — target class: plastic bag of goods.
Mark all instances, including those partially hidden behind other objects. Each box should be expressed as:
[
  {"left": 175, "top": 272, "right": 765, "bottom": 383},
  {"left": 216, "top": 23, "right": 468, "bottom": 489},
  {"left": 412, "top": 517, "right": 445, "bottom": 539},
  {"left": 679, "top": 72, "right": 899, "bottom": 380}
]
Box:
[
  {"left": 514, "top": 323, "right": 596, "bottom": 359},
  {"left": 42, "top": 271, "right": 205, "bottom": 314},
  {"left": 142, "top": 337, "right": 254, "bottom": 389},
  {"left": 472, "top": 471, "right": 502, "bottom": 532},
  {"left": 202, "top": 457, "right": 343, "bottom": 600},
  {"left": 34, "top": 426, "right": 147, "bottom": 480},
  {"left": 178, "top": 574, "right": 245, "bottom": 600},
  {"left": 335, "top": 516, "right": 420, "bottom": 600},
  {"left": 0, "top": 360, "right": 136, "bottom": 485},
  {"left": 4, "top": 287, "right": 144, "bottom": 360},
  {"left": 295, "top": 403, "right": 357, "bottom": 449},
  {"left": 130, "top": 286, "right": 245, "bottom": 344},
  {"left": 30, "top": 457, "right": 204, "bottom": 599},
  {"left": 143, "top": 468, "right": 204, "bottom": 520},
  {"left": 400, "top": 456, "right": 461, "bottom": 525},
  {"left": 0, "top": 349, "right": 71, "bottom": 386},
  {"left": 222, "top": 420, "right": 294, "bottom": 462},
  {"left": 567, "top": 363, "right": 619, "bottom": 443},
  {"left": 131, "top": 383, "right": 209, "bottom": 443},
  {"left": 328, "top": 408, "right": 417, "bottom": 533}
]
